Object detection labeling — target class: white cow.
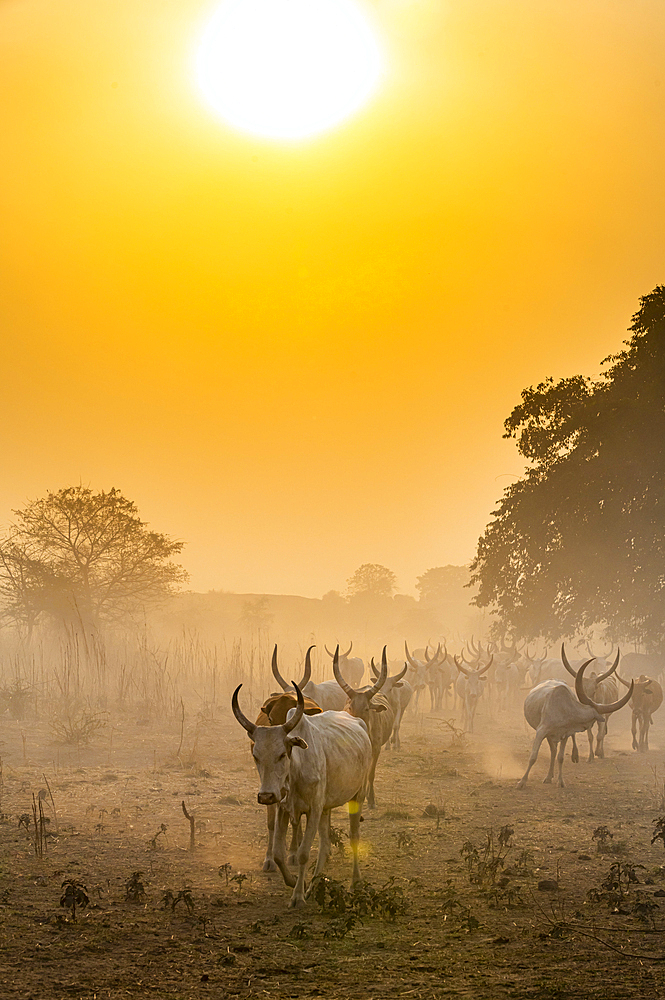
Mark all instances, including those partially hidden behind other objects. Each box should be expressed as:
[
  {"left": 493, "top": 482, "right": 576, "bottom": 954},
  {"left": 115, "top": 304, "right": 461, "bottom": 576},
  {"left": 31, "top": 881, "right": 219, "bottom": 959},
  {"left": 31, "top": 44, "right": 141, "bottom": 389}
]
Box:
[
  {"left": 370, "top": 658, "right": 412, "bottom": 750},
  {"left": 516, "top": 660, "right": 633, "bottom": 789},
  {"left": 333, "top": 646, "right": 393, "bottom": 808},
  {"left": 404, "top": 641, "right": 444, "bottom": 710},
  {"left": 454, "top": 654, "right": 493, "bottom": 732},
  {"left": 560, "top": 644, "right": 620, "bottom": 760},
  {"left": 232, "top": 682, "right": 372, "bottom": 907},
  {"left": 271, "top": 645, "right": 347, "bottom": 712},
  {"left": 324, "top": 642, "right": 365, "bottom": 687}
]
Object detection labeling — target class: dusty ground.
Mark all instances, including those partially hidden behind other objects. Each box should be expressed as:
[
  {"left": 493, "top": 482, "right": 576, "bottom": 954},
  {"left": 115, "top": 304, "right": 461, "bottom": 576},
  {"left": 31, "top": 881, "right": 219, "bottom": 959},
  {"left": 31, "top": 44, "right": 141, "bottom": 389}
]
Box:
[{"left": 2, "top": 695, "right": 665, "bottom": 999}]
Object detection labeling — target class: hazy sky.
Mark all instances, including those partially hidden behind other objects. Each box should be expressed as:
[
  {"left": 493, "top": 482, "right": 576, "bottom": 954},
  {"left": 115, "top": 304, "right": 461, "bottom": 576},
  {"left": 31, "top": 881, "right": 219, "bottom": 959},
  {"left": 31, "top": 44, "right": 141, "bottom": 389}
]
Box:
[{"left": 2, "top": 0, "right": 664, "bottom": 597}]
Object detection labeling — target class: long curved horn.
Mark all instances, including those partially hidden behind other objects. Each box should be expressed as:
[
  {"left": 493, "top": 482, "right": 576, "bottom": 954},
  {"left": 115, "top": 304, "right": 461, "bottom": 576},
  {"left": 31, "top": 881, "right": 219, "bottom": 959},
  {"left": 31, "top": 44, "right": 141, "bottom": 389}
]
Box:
[
  {"left": 324, "top": 644, "right": 334, "bottom": 657},
  {"left": 333, "top": 645, "right": 356, "bottom": 697},
  {"left": 370, "top": 657, "right": 378, "bottom": 678},
  {"left": 392, "top": 663, "right": 408, "bottom": 683},
  {"left": 425, "top": 643, "right": 442, "bottom": 664},
  {"left": 461, "top": 648, "right": 472, "bottom": 664},
  {"left": 404, "top": 641, "right": 419, "bottom": 669},
  {"left": 454, "top": 654, "right": 471, "bottom": 677},
  {"left": 615, "top": 671, "right": 631, "bottom": 689},
  {"left": 594, "top": 647, "right": 620, "bottom": 683},
  {"left": 271, "top": 645, "right": 290, "bottom": 691},
  {"left": 231, "top": 684, "right": 256, "bottom": 737},
  {"left": 478, "top": 654, "right": 494, "bottom": 676},
  {"left": 576, "top": 660, "right": 633, "bottom": 714},
  {"left": 341, "top": 642, "right": 353, "bottom": 658},
  {"left": 298, "top": 645, "right": 314, "bottom": 688},
  {"left": 283, "top": 682, "right": 305, "bottom": 733},
  {"left": 367, "top": 646, "right": 388, "bottom": 696},
  {"left": 561, "top": 643, "right": 581, "bottom": 679}
]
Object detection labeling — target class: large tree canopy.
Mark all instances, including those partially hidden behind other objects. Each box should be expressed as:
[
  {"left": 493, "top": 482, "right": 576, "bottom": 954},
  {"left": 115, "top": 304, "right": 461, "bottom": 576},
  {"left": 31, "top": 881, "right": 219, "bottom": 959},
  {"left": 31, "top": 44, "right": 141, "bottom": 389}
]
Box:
[
  {"left": 346, "top": 563, "right": 397, "bottom": 600},
  {"left": 0, "top": 486, "right": 188, "bottom": 634},
  {"left": 470, "top": 286, "right": 665, "bottom": 650}
]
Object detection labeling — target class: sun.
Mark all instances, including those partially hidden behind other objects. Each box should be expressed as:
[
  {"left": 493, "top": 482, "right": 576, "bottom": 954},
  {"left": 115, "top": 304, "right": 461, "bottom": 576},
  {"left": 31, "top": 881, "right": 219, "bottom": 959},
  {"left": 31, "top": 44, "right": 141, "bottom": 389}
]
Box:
[{"left": 195, "top": 0, "right": 384, "bottom": 140}]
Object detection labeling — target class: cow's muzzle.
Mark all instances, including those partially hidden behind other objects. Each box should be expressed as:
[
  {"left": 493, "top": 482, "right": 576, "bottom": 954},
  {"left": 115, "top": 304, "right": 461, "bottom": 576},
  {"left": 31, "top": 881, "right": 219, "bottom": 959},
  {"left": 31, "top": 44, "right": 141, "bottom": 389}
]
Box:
[{"left": 258, "top": 792, "right": 279, "bottom": 806}]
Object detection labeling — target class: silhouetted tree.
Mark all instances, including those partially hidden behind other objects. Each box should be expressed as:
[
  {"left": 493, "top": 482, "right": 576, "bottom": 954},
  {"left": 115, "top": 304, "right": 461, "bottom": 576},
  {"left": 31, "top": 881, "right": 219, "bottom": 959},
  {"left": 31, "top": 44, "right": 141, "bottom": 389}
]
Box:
[
  {"left": 416, "top": 566, "right": 471, "bottom": 604},
  {"left": 470, "top": 286, "right": 665, "bottom": 650},
  {"left": 0, "top": 486, "right": 187, "bottom": 635},
  {"left": 346, "top": 563, "right": 397, "bottom": 600}
]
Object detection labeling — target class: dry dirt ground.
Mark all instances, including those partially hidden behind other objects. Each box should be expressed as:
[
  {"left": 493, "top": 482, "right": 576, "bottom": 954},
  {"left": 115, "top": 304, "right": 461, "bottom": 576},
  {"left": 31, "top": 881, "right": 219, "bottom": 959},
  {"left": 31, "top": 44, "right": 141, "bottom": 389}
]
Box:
[{"left": 3, "top": 695, "right": 665, "bottom": 999}]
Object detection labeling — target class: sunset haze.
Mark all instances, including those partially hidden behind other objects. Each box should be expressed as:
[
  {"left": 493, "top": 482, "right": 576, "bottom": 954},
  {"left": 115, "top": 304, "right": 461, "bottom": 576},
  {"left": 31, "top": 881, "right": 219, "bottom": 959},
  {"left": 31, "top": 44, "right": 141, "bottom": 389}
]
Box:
[{"left": 2, "top": 0, "right": 665, "bottom": 596}]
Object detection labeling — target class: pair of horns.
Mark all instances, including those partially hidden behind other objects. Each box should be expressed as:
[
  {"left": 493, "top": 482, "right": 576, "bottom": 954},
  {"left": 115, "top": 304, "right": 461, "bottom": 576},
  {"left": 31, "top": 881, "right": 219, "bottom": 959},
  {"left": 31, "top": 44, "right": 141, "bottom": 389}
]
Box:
[
  {"left": 575, "top": 659, "right": 633, "bottom": 714},
  {"left": 271, "top": 644, "right": 313, "bottom": 691},
  {"left": 232, "top": 681, "right": 304, "bottom": 736},
  {"left": 561, "top": 643, "right": 620, "bottom": 684},
  {"left": 324, "top": 642, "right": 352, "bottom": 658},
  {"left": 371, "top": 658, "right": 407, "bottom": 684},
  {"left": 334, "top": 644, "right": 387, "bottom": 697},
  {"left": 454, "top": 653, "right": 493, "bottom": 678}
]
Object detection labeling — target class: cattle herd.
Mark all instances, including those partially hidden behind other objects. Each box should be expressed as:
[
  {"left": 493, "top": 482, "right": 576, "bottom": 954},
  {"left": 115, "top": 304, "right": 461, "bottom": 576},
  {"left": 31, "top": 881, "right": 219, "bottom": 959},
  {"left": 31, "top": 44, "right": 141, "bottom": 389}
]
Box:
[{"left": 232, "top": 639, "right": 664, "bottom": 908}]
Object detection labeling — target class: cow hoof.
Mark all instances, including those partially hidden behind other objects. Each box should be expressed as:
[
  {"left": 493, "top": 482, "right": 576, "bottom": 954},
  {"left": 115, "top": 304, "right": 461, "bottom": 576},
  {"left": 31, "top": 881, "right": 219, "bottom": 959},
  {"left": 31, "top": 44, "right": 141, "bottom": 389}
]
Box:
[
  {"left": 262, "top": 860, "right": 278, "bottom": 873},
  {"left": 288, "top": 896, "right": 306, "bottom": 909},
  {"left": 516, "top": 780, "right": 526, "bottom": 790},
  {"left": 543, "top": 777, "right": 552, "bottom": 784}
]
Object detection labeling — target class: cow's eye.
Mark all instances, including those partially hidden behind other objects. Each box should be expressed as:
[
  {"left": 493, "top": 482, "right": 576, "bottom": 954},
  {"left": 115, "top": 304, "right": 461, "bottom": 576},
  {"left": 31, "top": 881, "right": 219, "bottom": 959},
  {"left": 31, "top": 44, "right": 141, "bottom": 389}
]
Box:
[{"left": 278, "top": 752, "right": 287, "bottom": 761}]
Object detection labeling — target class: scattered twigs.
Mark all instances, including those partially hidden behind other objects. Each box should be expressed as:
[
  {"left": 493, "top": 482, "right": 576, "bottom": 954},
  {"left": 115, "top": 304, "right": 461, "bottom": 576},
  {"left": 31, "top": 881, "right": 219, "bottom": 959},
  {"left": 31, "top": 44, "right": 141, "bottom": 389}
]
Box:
[
  {"left": 181, "top": 800, "right": 195, "bottom": 850},
  {"left": 42, "top": 773, "right": 58, "bottom": 833},
  {"left": 31, "top": 793, "right": 47, "bottom": 858}
]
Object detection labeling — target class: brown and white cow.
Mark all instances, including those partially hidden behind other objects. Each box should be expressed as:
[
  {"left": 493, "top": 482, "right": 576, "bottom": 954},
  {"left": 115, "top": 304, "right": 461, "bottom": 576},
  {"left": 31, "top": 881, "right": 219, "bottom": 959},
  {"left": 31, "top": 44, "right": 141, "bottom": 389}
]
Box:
[
  {"left": 271, "top": 644, "right": 347, "bottom": 712},
  {"left": 255, "top": 675, "right": 322, "bottom": 872},
  {"left": 233, "top": 682, "right": 372, "bottom": 908}
]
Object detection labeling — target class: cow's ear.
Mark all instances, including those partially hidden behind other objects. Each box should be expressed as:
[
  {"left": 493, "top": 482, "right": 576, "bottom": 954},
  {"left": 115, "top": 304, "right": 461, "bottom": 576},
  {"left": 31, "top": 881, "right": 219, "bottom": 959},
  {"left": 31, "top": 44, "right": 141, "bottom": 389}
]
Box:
[
  {"left": 287, "top": 736, "right": 308, "bottom": 750},
  {"left": 480, "top": 676, "right": 487, "bottom": 682},
  {"left": 393, "top": 682, "right": 403, "bottom": 689},
  {"left": 371, "top": 703, "right": 387, "bottom": 713}
]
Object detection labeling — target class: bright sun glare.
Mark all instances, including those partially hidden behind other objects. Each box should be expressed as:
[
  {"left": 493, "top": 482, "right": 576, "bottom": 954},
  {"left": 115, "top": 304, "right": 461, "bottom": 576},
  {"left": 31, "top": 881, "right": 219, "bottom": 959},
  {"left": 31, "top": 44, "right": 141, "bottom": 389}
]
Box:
[{"left": 195, "top": 0, "right": 383, "bottom": 140}]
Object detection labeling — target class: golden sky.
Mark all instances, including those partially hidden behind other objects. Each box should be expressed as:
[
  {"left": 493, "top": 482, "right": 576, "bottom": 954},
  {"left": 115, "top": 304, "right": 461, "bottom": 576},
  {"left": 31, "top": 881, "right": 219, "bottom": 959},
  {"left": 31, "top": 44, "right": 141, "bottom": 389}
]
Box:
[{"left": 2, "top": 0, "right": 664, "bottom": 596}]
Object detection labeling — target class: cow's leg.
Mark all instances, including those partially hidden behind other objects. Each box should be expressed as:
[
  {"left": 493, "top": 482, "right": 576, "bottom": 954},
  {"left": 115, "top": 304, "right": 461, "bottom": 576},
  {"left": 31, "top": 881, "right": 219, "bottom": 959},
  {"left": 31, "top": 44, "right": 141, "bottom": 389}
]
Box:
[
  {"left": 556, "top": 736, "right": 569, "bottom": 787},
  {"left": 517, "top": 727, "right": 548, "bottom": 788},
  {"left": 273, "top": 808, "right": 297, "bottom": 889},
  {"left": 543, "top": 736, "right": 558, "bottom": 783},
  {"left": 310, "top": 809, "right": 332, "bottom": 879},
  {"left": 392, "top": 706, "right": 403, "bottom": 751},
  {"left": 632, "top": 709, "right": 639, "bottom": 751},
  {"left": 289, "top": 808, "right": 322, "bottom": 908},
  {"left": 348, "top": 793, "right": 363, "bottom": 885},
  {"left": 570, "top": 735, "right": 579, "bottom": 764},
  {"left": 595, "top": 719, "right": 607, "bottom": 759},
  {"left": 287, "top": 817, "right": 302, "bottom": 865},
  {"left": 263, "top": 803, "right": 278, "bottom": 872},
  {"left": 366, "top": 750, "right": 379, "bottom": 809},
  {"left": 586, "top": 725, "right": 595, "bottom": 762}
]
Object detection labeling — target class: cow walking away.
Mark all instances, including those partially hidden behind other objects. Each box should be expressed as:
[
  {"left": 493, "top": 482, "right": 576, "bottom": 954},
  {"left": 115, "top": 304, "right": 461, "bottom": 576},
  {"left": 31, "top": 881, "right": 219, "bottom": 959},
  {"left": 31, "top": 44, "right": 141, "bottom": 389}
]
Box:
[{"left": 517, "top": 659, "right": 633, "bottom": 789}]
